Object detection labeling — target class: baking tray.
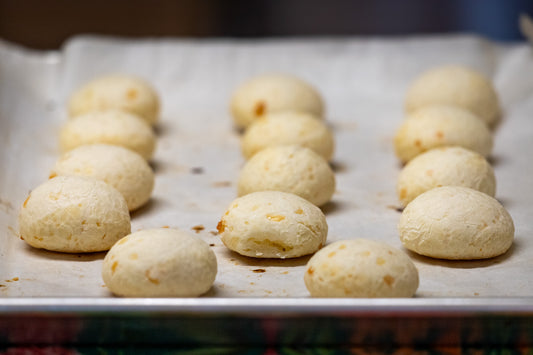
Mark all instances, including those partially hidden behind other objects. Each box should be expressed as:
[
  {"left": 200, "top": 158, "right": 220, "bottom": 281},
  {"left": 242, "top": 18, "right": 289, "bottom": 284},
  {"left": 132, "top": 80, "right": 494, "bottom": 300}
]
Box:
[{"left": 0, "top": 35, "right": 532, "bottom": 346}]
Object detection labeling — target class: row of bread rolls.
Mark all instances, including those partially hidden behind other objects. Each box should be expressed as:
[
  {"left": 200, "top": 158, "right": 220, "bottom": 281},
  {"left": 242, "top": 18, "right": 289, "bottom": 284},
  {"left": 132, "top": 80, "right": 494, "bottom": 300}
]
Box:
[
  {"left": 220, "top": 74, "right": 333, "bottom": 260},
  {"left": 393, "top": 66, "right": 514, "bottom": 260},
  {"left": 18, "top": 75, "right": 218, "bottom": 297},
  {"left": 220, "top": 74, "right": 420, "bottom": 298}
]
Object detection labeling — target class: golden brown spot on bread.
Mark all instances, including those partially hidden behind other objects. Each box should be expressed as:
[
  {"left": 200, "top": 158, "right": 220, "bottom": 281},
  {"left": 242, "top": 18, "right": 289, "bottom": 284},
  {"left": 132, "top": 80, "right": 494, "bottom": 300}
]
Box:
[
  {"left": 414, "top": 139, "right": 422, "bottom": 147},
  {"left": 338, "top": 244, "right": 346, "bottom": 250},
  {"left": 328, "top": 251, "right": 336, "bottom": 258},
  {"left": 129, "top": 253, "right": 138, "bottom": 260},
  {"left": 96, "top": 222, "right": 101, "bottom": 227},
  {"left": 162, "top": 225, "right": 169, "bottom": 228},
  {"left": 23, "top": 195, "right": 30, "bottom": 208},
  {"left": 33, "top": 236, "right": 43, "bottom": 241},
  {"left": 362, "top": 251, "right": 371, "bottom": 256},
  {"left": 216, "top": 220, "right": 226, "bottom": 233},
  {"left": 383, "top": 274, "right": 395, "bottom": 286},
  {"left": 307, "top": 267, "right": 314, "bottom": 275},
  {"left": 376, "top": 257, "right": 386, "bottom": 265},
  {"left": 127, "top": 88, "right": 138, "bottom": 100},
  {"left": 425, "top": 169, "right": 434, "bottom": 177},
  {"left": 192, "top": 225, "right": 205, "bottom": 233},
  {"left": 399, "top": 188, "right": 407, "bottom": 199},
  {"left": 266, "top": 214, "right": 285, "bottom": 222},
  {"left": 254, "top": 101, "right": 266, "bottom": 116},
  {"left": 145, "top": 270, "right": 160, "bottom": 284},
  {"left": 117, "top": 238, "right": 128, "bottom": 245},
  {"left": 49, "top": 172, "right": 57, "bottom": 179},
  {"left": 81, "top": 220, "right": 86, "bottom": 225},
  {"left": 12, "top": 277, "right": 18, "bottom": 281},
  {"left": 252, "top": 269, "right": 266, "bottom": 273},
  {"left": 435, "top": 131, "right": 444, "bottom": 139},
  {"left": 294, "top": 208, "right": 304, "bottom": 214},
  {"left": 111, "top": 261, "right": 118, "bottom": 274}
]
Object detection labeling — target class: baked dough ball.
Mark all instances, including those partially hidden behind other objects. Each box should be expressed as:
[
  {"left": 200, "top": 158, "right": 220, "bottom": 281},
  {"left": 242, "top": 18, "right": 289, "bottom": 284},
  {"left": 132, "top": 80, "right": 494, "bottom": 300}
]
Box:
[
  {"left": 394, "top": 105, "right": 493, "bottom": 163},
  {"left": 230, "top": 74, "right": 324, "bottom": 129},
  {"left": 397, "top": 146, "right": 495, "bottom": 207},
  {"left": 217, "top": 191, "right": 328, "bottom": 258},
  {"left": 59, "top": 110, "right": 156, "bottom": 160},
  {"left": 237, "top": 145, "right": 335, "bottom": 206},
  {"left": 68, "top": 74, "right": 160, "bottom": 125},
  {"left": 18, "top": 176, "right": 130, "bottom": 253},
  {"left": 405, "top": 65, "right": 500, "bottom": 127},
  {"left": 304, "top": 239, "right": 419, "bottom": 298},
  {"left": 102, "top": 228, "right": 217, "bottom": 297},
  {"left": 241, "top": 111, "right": 334, "bottom": 160},
  {"left": 399, "top": 186, "right": 514, "bottom": 260},
  {"left": 51, "top": 144, "right": 155, "bottom": 211}
]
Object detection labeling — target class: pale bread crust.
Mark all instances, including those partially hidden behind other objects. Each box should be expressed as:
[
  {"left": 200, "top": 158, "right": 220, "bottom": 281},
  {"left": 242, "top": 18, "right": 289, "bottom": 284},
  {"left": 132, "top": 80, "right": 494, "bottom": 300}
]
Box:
[
  {"left": 397, "top": 146, "right": 495, "bottom": 207},
  {"left": 405, "top": 65, "right": 500, "bottom": 127},
  {"left": 399, "top": 186, "right": 514, "bottom": 260},
  {"left": 18, "top": 176, "right": 130, "bottom": 253},
  {"left": 394, "top": 105, "right": 493, "bottom": 163},
  {"left": 60, "top": 110, "right": 156, "bottom": 160},
  {"left": 218, "top": 191, "right": 328, "bottom": 259},
  {"left": 68, "top": 75, "right": 160, "bottom": 125},
  {"left": 304, "top": 239, "right": 419, "bottom": 298},
  {"left": 102, "top": 228, "right": 217, "bottom": 297},
  {"left": 237, "top": 145, "right": 336, "bottom": 206},
  {"left": 51, "top": 144, "right": 155, "bottom": 211},
  {"left": 241, "top": 111, "right": 334, "bottom": 160},
  {"left": 230, "top": 74, "right": 324, "bottom": 129}
]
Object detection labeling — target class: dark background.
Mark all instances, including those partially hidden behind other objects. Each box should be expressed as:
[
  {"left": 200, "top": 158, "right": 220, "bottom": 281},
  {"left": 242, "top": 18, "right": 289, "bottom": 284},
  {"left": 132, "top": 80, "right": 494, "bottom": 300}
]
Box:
[{"left": 1, "top": 0, "right": 533, "bottom": 49}]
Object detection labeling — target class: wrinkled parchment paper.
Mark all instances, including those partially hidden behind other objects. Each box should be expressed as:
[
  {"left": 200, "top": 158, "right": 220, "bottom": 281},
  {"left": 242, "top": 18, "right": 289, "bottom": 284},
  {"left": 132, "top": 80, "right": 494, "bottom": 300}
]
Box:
[{"left": 0, "top": 35, "right": 532, "bottom": 297}]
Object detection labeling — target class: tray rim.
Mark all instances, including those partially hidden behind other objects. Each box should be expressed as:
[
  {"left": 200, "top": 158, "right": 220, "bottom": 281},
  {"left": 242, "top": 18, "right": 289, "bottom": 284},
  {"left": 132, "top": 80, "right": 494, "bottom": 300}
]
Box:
[{"left": 0, "top": 297, "right": 532, "bottom": 316}]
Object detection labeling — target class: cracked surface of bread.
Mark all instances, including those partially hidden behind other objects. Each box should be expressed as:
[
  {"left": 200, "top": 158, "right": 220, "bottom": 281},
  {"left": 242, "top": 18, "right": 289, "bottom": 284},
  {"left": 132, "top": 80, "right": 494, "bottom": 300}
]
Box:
[
  {"left": 18, "top": 176, "right": 131, "bottom": 253},
  {"left": 59, "top": 109, "right": 156, "bottom": 160},
  {"left": 304, "top": 239, "right": 419, "bottom": 298},
  {"left": 241, "top": 111, "right": 334, "bottom": 160},
  {"left": 230, "top": 74, "right": 324, "bottom": 129},
  {"left": 394, "top": 105, "right": 493, "bottom": 163},
  {"left": 68, "top": 74, "right": 160, "bottom": 125},
  {"left": 218, "top": 191, "right": 328, "bottom": 258},
  {"left": 237, "top": 145, "right": 335, "bottom": 206},
  {"left": 405, "top": 65, "right": 500, "bottom": 127},
  {"left": 397, "top": 146, "right": 495, "bottom": 207},
  {"left": 399, "top": 186, "right": 514, "bottom": 260},
  {"left": 51, "top": 144, "right": 155, "bottom": 211},
  {"left": 102, "top": 228, "right": 217, "bottom": 297}
]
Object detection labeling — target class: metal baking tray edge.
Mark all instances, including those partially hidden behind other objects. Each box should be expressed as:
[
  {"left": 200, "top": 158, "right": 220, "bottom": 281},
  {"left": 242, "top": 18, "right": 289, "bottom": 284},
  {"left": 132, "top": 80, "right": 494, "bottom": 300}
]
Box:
[{"left": 0, "top": 297, "right": 532, "bottom": 347}]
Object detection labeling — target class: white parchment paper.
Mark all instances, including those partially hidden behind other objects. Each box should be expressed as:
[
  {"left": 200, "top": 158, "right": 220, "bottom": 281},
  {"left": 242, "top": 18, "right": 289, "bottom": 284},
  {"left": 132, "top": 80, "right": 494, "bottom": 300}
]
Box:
[{"left": 0, "top": 35, "right": 532, "bottom": 297}]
